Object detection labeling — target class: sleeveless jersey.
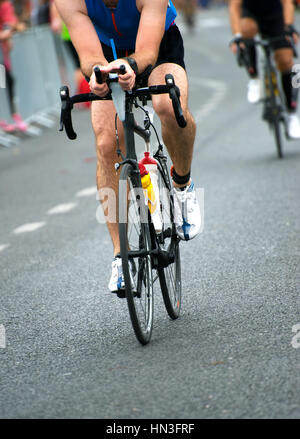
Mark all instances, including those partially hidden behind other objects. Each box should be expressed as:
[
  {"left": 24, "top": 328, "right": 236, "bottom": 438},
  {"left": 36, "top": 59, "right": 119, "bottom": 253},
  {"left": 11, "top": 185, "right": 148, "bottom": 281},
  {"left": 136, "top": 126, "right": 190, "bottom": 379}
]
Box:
[{"left": 84, "top": 0, "right": 177, "bottom": 50}]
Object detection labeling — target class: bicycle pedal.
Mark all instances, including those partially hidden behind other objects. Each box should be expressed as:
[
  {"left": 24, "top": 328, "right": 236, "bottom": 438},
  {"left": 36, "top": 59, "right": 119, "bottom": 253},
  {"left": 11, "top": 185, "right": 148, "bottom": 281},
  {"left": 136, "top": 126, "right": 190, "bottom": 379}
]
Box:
[
  {"left": 116, "top": 290, "right": 126, "bottom": 299},
  {"left": 114, "top": 289, "right": 140, "bottom": 299}
]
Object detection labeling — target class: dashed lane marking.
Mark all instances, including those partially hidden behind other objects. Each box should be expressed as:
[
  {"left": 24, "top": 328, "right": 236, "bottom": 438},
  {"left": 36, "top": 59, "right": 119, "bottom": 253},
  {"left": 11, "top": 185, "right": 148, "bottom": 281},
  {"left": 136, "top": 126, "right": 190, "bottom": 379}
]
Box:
[
  {"left": 0, "top": 244, "right": 10, "bottom": 253},
  {"left": 75, "top": 186, "right": 98, "bottom": 198},
  {"left": 47, "top": 202, "right": 78, "bottom": 215},
  {"left": 199, "top": 18, "right": 226, "bottom": 29},
  {"left": 13, "top": 222, "right": 46, "bottom": 235},
  {"left": 191, "top": 77, "right": 227, "bottom": 123}
]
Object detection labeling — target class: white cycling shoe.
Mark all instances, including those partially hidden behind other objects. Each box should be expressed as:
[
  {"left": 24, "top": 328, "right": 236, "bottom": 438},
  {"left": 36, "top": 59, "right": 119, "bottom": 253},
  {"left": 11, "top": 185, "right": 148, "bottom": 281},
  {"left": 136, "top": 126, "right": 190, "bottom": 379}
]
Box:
[
  {"left": 172, "top": 180, "right": 201, "bottom": 241},
  {"left": 286, "top": 113, "right": 300, "bottom": 139},
  {"left": 247, "top": 78, "right": 262, "bottom": 104},
  {"left": 108, "top": 256, "right": 136, "bottom": 296}
]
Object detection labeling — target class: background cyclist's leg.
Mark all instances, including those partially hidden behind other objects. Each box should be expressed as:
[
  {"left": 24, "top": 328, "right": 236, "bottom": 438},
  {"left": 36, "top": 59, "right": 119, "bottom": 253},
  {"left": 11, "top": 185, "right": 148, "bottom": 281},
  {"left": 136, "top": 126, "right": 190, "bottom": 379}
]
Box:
[
  {"left": 241, "top": 17, "right": 261, "bottom": 103},
  {"left": 263, "top": 10, "right": 300, "bottom": 138},
  {"left": 274, "top": 47, "right": 296, "bottom": 107},
  {"left": 241, "top": 17, "right": 259, "bottom": 76},
  {"left": 274, "top": 47, "right": 300, "bottom": 137},
  {"left": 91, "top": 100, "right": 125, "bottom": 257},
  {"left": 149, "top": 63, "right": 195, "bottom": 187}
]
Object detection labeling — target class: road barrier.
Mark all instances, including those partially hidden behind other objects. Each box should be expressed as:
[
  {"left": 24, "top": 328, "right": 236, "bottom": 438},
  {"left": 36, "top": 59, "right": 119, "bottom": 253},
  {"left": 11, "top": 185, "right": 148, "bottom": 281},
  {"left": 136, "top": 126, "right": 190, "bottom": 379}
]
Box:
[
  {"left": 0, "top": 25, "right": 78, "bottom": 147},
  {"left": 0, "top": 49, "right": 17, "bottom": 147}
]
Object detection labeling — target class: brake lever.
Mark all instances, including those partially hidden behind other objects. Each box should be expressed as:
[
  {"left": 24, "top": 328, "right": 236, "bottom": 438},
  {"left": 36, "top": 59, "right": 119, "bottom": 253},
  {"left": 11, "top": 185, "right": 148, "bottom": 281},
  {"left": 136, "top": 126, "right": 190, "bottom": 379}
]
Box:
[
  {"left": 59, "top": 86, "right": 77, "bottom": 140},
  {"left": 165, "top": 74, "right": 187, "bottom": 128}
]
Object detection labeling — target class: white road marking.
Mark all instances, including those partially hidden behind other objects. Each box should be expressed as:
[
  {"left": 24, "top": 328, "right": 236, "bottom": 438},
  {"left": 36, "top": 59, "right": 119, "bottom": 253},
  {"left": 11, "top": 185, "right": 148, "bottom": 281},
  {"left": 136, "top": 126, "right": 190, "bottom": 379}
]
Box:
[
  {"left": 191, "top": 77, "right": 227, "bottom": 123},
  {"left": 189, "top": 43, "right": 223, "bottom": 65},
  {"left": 0, "top": 324, "right": 5, "bottom": 349},
  {"left": 13, "top": 222, "right": 46, "bottom": 234},
  {"left": 47, "top": 202, "right": 78, "bottom": 215},
  {"left": 75, "top": 186, "right": 98, "bottom": 198},
  {"left": 199, "top": 18, "right": 226, "bottom": 29},
  {"left": 0, "top": 244, "right": 10, "bottom": 253}
]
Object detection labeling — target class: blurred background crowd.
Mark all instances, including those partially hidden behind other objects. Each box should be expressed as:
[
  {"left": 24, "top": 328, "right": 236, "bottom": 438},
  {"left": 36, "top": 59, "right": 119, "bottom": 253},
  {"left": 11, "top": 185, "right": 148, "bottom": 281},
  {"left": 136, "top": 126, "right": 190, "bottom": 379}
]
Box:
[
  {"left": 2, "top": 0, "right": 228, "bottom": 30},
  {"left": 1, "top": 0, "right": 300, "bottom": 136}
]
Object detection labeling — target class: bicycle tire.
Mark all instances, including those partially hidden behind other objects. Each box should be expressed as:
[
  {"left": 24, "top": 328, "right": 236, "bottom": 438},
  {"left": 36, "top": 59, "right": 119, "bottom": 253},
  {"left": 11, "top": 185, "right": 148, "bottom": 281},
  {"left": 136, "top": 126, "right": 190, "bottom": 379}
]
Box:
[
  {"left": 272, "top": 115, "right": 283, "bottom": 159},
  {"left": 155, "top": 159, "right": 182, "bottom": 320},
  {"left": 266, "top": 69, "right": 284, "bottom": 159},
  {"left": 119, "top": 163, "right": 154, "bottom": 345}
]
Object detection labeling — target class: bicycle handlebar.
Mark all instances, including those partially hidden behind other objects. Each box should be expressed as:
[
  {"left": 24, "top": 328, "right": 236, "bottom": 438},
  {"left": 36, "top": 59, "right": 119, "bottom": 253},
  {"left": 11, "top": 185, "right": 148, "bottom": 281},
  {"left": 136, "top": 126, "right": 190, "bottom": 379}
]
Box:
[
  {"left": 94, "top": 64, "right": 127, "bottom": 84},
  {"left": 165, "top": 74, "right": 187, "bottom": 128},
  {"left": 59, "top": 68, "right": 187, "bottom": 139}
]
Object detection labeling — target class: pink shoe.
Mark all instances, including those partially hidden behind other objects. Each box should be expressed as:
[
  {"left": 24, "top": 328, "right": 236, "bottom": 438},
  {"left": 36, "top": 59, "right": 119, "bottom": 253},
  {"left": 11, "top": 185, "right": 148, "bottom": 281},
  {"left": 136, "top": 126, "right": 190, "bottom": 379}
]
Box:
[
  {"left": 12, "top": 113, "right": 28, "bottom": 132},
  {"left": 0, "top": 119, "right": 17, "bottom": 133}
]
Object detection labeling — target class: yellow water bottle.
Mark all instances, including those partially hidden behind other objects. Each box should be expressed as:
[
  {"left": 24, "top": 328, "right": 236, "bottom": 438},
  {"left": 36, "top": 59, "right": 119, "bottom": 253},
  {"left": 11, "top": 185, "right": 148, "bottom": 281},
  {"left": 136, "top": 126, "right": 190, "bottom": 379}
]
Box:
[
  {"left": 139, "top": 164, "right": 157, "bottom": 214},
  {"left": 139, "top": 163, "right": 162, "bottom": 232}
]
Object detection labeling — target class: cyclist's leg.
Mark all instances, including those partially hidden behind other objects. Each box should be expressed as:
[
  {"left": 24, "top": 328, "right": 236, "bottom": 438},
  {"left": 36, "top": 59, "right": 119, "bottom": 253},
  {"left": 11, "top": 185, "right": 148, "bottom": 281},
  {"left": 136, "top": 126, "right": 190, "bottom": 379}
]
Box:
[
  {"left": 275, "top": 47, "right": 297, "bottom": 110},
  {"left": 149, "top": 62, "right": 195, "bottom": 183},
  {"left": 262, "top": 14, "right": 300, "bottom": 137},
  {"left": 240, "top": 12, "right": 261, "bottom": 103},
  {"left": 150, "top": 62, "right": 200, "bottom": 241},
  {"left": 271, "top": 26, "right": 298, "bottom": 113},
  {"left": 147, "top": 25, "right": 200, "bottom": 240},
  {"left": 240, "top": 13, "right": 259, "bottom": 78},
  {"left": 91, "top": 100, "right": 125, "bottom": 256}
]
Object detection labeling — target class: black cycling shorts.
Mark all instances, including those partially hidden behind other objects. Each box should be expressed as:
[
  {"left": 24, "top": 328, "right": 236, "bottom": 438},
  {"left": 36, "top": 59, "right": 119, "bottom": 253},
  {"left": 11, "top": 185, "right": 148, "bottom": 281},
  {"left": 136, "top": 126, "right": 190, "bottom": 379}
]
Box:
[
  {"left": 100, "top": 24, "right": 185, "bottom": 72},
  {"left": 242, "top": 8, "right": 292, "bottom": 50}
]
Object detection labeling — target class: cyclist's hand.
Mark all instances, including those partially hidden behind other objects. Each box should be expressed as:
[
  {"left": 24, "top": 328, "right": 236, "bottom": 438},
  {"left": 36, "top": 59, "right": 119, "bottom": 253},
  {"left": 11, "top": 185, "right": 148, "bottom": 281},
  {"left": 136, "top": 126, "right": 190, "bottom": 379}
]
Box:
[
  {"left": 285, "top": 24, "right": 300, "bottom": 44},
  {"left": 100, "top": 59, "right": 136, "bottom": 91},
  {"left": 89, "top": 66, "right": 110, "bottom": 97},
  {"left": 229, "top": 34, "right": 242, "bottom": 54},
  {"left": 0, "top": 29, "right": 12, "bottom": 41}
]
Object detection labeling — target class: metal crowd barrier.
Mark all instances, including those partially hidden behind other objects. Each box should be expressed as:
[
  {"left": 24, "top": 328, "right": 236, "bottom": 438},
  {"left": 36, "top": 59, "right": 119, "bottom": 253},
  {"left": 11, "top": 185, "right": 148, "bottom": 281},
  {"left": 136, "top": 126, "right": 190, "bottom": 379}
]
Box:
[
  {"left": 0, "top": 50, "right": 18, "bottom": 147},
  {"left": 0, "top": 25, "right": 78, "bottom": 147}
]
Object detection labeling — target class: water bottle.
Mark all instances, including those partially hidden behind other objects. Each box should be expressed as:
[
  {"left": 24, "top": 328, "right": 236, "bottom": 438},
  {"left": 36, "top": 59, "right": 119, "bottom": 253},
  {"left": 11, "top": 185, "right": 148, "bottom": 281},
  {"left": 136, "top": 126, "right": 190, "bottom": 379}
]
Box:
[{"left": 139, "top": 153, "right": 162, "bottom": 232}]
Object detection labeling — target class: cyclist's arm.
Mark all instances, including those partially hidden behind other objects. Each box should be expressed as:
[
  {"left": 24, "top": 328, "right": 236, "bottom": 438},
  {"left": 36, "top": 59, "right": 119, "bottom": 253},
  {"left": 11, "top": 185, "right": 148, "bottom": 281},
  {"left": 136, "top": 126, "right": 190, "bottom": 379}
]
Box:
[
  {"left": 50, "top": 1, "right": 62, "bottom": 34},
  {"left": 98, "top": 0, "right": 168, "bottom": 93},
  {"left": 281, "top": 0, "right": 299, "bottom": 43},
  {"left": 228, "top": 0, "right": 242, "bottom": 35},
  {"left": 54, "top": 0, "right": 107, "bottom": 78},
  {"left": 131, "top": 0, "right": 168, "bottom": 73},
  {"left": 281, "top": 0, "right": 295, "bottom": 26}
]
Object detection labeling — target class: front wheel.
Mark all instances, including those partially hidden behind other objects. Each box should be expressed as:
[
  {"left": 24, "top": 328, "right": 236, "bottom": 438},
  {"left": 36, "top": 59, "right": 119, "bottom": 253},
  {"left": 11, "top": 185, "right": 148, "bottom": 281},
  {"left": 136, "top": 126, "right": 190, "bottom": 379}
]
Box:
[{"left": 119, "top": 163, "right": 154, "bottom": 345}]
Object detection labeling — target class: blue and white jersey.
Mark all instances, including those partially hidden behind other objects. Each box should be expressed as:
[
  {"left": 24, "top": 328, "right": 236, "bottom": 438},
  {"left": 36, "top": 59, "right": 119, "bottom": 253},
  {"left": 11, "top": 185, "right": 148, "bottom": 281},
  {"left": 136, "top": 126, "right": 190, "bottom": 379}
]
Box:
[{"left": 85, "top": 0, "right": 177, "bottom": 49}]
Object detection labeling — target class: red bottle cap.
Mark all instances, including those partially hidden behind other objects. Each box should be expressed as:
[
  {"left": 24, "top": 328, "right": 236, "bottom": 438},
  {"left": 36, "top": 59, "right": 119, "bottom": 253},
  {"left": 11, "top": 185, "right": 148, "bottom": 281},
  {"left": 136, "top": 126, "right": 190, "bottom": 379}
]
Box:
[
  {"left": 138, "top": 163, "right": 148, "bottom": 177},
  {"left": 139, "top": 151, "right": 157, "bottom": 165}
]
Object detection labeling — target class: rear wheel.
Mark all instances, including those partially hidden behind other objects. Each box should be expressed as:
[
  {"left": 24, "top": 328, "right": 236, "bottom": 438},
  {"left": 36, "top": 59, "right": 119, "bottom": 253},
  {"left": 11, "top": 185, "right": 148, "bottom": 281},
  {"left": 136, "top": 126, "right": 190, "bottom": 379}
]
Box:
[
  {"left": 119, "top": 163, "right": 154, "bottom": 345},
  {"left": 267, "top": 69, "right": 284, "bottom": 159},
  {"left": 273, "top": 116, "right": 283, "bottom": 159},
  {"left": 155, "top": 159, "right": 182, "bottom": 320},
  {"left": 269, "top": 107, "right": 283, "bottom": 159}
]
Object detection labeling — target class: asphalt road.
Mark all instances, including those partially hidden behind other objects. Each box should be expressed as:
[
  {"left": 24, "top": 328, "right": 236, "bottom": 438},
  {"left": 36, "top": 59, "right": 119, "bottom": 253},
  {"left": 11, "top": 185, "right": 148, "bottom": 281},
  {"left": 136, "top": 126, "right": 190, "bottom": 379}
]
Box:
[{"left": 1, "top": 8, "right": 300, "bottom": 419}]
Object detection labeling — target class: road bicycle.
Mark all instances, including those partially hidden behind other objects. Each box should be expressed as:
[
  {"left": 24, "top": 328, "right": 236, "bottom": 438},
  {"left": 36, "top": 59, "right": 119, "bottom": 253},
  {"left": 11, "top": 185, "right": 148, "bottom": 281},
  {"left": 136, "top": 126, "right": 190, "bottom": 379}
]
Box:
[
  {"left": 59, "top": 66, "right": 186, "bottom": 345},
  {"left": 237, "top": 36, "right": 297, "bottom": 159}
]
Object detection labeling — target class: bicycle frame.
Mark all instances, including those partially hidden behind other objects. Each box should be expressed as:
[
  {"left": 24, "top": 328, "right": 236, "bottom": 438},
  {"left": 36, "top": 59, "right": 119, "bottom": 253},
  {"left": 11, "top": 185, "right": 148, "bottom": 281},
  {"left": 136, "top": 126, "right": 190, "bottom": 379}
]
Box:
[
  {"left": 236, "top": 36, "right": 294, "bottom": 157},
  {"left": 257, "top": 41, "right": 285, "bottom": 125},
  {"left": 59, "top": 70, "right": 186, "bottom": 344}
]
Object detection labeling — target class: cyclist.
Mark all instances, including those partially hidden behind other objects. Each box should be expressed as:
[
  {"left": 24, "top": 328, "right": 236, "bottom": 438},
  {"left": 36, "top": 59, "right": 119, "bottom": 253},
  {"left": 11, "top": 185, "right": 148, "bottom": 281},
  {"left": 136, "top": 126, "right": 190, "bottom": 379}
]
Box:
[
  {"left": 50, "top": 0, "right": 91, "bottom": 106},
  {"left": 229, "top": 0, "right": 300, "bottom": 139},
  {"left": 0, "top": 0, "right": 28, "bottom": 133},
  {"left": 54, "top": 0, "right": 201, "bottom": 294},
  {"left": 173, "top": 0, "right": 198, "bottom": 30}
]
